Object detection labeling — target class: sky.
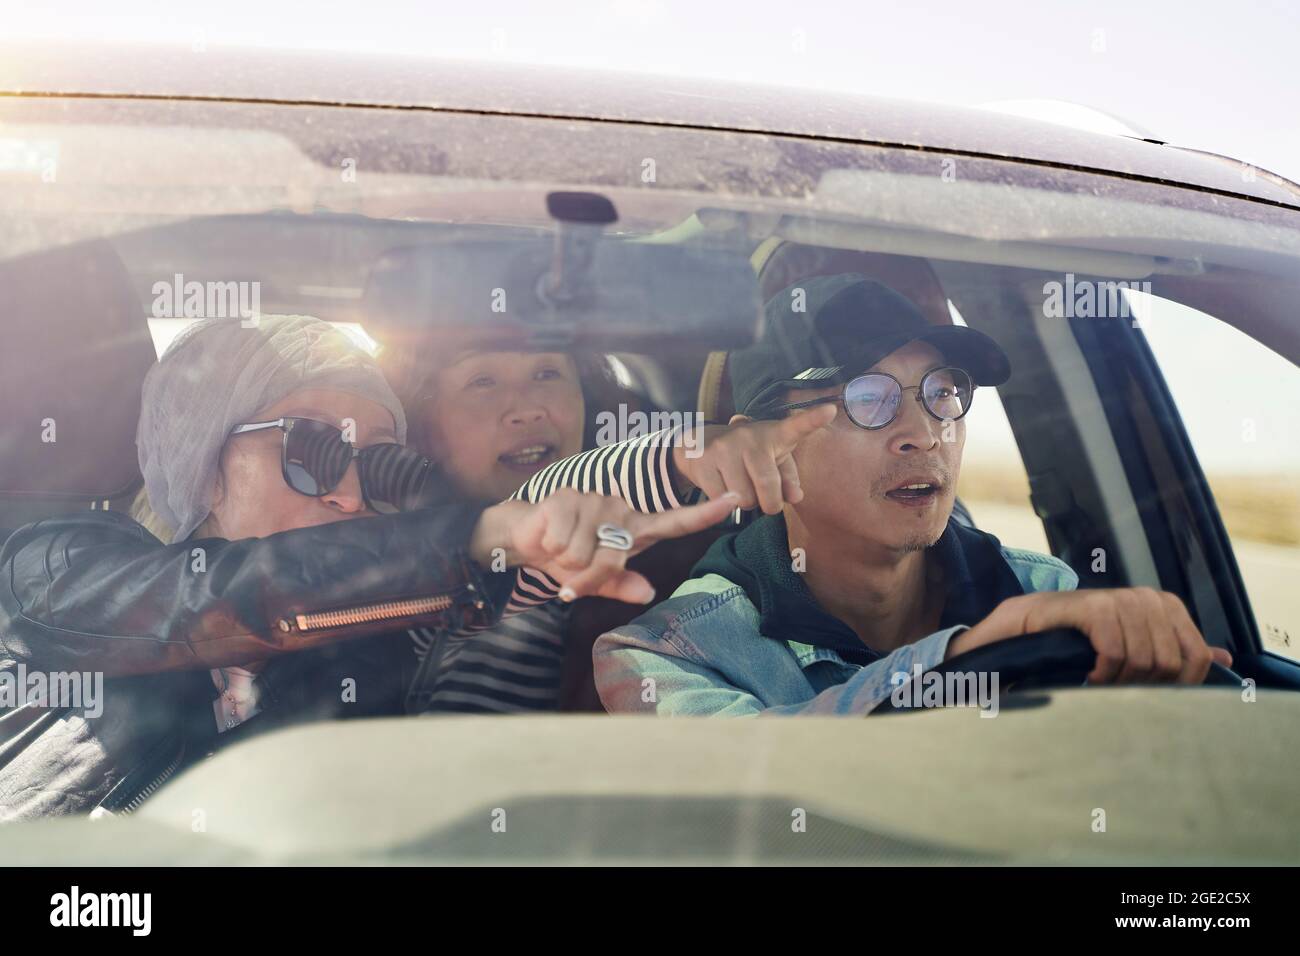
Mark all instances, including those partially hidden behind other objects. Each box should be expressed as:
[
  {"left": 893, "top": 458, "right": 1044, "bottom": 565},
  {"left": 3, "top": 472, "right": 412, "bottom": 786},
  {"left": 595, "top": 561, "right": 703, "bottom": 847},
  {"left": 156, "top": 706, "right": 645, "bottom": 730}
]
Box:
[{"left": 5, "top": 0, "right": 1297, "bottom": 473}]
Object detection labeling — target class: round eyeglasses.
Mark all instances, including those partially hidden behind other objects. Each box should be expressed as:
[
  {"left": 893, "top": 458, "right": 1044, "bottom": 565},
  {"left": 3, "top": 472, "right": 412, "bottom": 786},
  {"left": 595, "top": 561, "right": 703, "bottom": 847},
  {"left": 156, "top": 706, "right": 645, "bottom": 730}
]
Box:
[{"left": 769, "top": 366, "right": 975, "bottom": 430}]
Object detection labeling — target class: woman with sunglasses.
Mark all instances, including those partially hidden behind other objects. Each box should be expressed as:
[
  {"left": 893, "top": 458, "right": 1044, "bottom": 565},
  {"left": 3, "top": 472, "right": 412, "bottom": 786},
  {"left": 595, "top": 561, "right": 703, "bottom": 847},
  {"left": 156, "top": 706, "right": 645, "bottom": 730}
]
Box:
[{"left": 0, "top": 315, "right": 733, "bottom": 819}]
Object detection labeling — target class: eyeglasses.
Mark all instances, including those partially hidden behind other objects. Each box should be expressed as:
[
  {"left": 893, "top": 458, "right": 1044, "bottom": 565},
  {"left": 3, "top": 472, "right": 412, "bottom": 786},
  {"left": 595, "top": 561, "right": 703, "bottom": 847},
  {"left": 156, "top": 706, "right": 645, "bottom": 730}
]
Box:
[
  {"left": 229, "top": 417, "right": 437, "bottom": 514},
  {"left": 770, "top": 366, "right": 975, "bottom": 430}
]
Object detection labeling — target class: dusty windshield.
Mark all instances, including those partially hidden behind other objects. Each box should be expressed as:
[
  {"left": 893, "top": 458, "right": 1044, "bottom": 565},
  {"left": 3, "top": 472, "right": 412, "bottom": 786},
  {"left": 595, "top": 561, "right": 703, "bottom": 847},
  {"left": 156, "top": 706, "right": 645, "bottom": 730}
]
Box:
[{"left": 1, "top": 96, "right": 1299, "bottom": 849}]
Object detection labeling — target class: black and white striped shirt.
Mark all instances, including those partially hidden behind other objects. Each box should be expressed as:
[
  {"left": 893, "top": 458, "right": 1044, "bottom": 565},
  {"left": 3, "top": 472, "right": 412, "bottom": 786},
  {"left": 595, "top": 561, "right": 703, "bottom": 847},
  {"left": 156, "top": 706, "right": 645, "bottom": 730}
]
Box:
[{"left": 407, "top": 428, "right": 690, "bottom": 714}]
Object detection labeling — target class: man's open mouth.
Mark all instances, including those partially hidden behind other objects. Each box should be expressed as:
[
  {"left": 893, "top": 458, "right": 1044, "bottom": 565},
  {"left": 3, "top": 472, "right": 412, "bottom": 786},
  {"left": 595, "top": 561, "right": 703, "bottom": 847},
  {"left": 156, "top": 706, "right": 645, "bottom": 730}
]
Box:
[
  {"left": 884, "top": 480, "right": 942, "bottom": 503},
  {"left": 498, "top": 444, "right": 556, "bottom": 470}
]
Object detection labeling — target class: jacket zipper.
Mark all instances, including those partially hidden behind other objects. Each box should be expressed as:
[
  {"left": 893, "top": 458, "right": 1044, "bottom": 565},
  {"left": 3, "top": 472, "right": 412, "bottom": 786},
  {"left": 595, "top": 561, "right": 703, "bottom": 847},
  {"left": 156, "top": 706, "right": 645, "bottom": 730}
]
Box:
[
  {"left": 117, "top": 744, "right": 185, "bottom": 815},
  {"left": 279, "top": 589, "right": 477, "bottom": 634},
  {"left": 92, "top": 737, "right": 187, "bottom": 818}
]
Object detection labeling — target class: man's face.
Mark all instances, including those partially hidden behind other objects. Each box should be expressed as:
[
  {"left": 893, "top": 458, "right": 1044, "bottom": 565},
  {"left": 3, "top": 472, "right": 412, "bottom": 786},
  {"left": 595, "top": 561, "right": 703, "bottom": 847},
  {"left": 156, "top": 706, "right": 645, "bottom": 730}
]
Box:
[
  {"left": 202, "top": 387, "right": 398, "bottom": 540},
  {"left": 414, "top": 350, "right": 586, "bottom": 503},
  {"left": 786, "top": 341, "right": 965, "bottom": 553}
]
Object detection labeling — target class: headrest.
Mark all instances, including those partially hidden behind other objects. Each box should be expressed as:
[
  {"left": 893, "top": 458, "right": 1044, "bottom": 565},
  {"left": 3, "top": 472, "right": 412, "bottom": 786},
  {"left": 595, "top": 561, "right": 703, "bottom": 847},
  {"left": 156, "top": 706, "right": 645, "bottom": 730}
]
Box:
[
  {"left": 757, "top": 243, "right": 953, "bottom": 326},
  {"left": 697, "top": 350, "right": 733, "bottom": 422},
  {"left": 0, "top": 239, "right": 154, "bottom": 499}
]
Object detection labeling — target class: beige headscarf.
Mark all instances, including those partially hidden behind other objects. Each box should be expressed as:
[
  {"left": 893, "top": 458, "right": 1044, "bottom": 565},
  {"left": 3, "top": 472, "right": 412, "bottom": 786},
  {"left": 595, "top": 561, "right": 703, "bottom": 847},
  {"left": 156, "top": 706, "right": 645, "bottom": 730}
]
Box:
[{"left": 136, "top": 315, "right": 406, "bottom": 541}]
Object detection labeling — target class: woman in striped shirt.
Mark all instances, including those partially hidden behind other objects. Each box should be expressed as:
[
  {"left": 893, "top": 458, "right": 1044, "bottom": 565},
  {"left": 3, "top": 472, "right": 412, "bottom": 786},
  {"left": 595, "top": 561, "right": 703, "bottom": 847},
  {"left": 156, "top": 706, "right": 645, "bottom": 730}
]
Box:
[
  {"left": 394, "top": 346, "right": 656, "bottom": 713},
  {"left": 389, "top": 343, "right": 833, "bottom": 714}
]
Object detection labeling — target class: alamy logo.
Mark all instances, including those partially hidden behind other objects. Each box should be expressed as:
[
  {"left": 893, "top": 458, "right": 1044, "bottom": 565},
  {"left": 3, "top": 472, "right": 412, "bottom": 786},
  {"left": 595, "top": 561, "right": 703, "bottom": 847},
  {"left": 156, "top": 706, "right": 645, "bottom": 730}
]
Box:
[
  {"left": 594, "top": 404, "right": 706, "bottom": 459},
  {"left": 151, "top": 272, "right": 262, "bottom": 327},
  {"left": 889, "top": 664, "right": 1000, "bottom": 717},
  {"left": 50, "top": 886, "right": 151, "bottom": 936},
  {"left": 0, "top": 665, "right": 104, "bottom": 718},
  {"left": 1041, "top": 273, "right": 1151, "bottom": 320}
]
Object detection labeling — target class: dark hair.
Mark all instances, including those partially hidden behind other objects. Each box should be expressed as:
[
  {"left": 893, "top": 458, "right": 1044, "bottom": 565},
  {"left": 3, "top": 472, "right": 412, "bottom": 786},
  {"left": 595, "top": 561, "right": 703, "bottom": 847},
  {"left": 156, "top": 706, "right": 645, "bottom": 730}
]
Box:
[{"left": 575, "top": 352, "right": 623, "bottom": 450}]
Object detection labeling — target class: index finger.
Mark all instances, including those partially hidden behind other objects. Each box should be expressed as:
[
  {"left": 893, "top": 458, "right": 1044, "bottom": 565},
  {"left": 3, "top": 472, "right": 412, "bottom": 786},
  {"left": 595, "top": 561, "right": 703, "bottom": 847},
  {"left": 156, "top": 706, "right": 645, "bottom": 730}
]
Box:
[
  {"left": 768, "top": 403, "right": 836, "bottom": 453},
  {"left": 628, "top": 493, "right": 738, "bottom": 551}
]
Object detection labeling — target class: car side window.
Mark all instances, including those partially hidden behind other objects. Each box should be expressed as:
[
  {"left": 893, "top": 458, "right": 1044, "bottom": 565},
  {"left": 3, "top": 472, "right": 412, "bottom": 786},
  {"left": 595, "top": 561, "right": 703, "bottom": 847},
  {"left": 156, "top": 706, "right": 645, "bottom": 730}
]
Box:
[
  {"left": 1134, "top": 290, "right": 1300, "bottom": 663},
  {"left": 949, "top": 301, "right": 1051, "bottom": 555}
]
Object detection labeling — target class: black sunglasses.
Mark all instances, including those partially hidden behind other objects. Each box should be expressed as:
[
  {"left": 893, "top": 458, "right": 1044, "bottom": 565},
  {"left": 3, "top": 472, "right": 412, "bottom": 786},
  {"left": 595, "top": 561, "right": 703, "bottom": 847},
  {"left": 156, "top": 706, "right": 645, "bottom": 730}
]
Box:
[
  {"left": 769, "top": 366, "right": 975, "bottom": 430},
  {"left": 229, "top": 417, "right": 437, "bottom": 514}
]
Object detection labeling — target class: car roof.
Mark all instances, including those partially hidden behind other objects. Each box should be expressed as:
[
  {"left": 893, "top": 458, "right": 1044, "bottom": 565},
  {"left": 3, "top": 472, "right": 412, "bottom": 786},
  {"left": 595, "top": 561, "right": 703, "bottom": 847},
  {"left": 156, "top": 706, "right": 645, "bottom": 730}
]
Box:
[{"left": 2, "top": 40, "right": 1299, "bottom": 210}]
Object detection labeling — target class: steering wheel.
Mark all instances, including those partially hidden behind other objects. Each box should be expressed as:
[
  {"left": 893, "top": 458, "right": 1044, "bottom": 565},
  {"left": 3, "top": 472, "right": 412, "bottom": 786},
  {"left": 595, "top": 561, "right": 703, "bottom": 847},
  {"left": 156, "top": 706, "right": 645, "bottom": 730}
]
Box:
[{"left": 872, "top": 627, "right": 1241, "bottom": 714}]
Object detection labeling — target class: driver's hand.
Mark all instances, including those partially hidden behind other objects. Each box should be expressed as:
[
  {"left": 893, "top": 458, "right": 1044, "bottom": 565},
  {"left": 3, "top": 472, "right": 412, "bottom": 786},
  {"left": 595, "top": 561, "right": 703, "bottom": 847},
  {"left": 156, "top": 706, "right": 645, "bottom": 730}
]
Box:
[
  {"left": 946, "top": 588, "right": 1233, "bottom": 684},
  {"left": 470, "top": 489, "right": 740, "bottom": 605}
]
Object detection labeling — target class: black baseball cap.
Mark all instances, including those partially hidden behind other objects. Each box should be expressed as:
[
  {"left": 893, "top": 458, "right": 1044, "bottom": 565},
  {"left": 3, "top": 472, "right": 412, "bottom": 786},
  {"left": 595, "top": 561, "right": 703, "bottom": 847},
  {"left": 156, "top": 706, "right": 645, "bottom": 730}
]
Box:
[{"left": 730, "top": 274, "right": 1011, "bottom": 416}]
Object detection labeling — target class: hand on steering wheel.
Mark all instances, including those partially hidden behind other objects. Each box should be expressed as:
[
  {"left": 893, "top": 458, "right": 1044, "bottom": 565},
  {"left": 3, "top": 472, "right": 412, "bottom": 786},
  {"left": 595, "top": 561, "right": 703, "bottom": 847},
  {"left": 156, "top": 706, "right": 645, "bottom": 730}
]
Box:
[
  {"left": 946, "top": 587, "right": 1232, "bottom": 684},
  {"left": 873, "top": 627, "right": 1241, "bottom": 715}
]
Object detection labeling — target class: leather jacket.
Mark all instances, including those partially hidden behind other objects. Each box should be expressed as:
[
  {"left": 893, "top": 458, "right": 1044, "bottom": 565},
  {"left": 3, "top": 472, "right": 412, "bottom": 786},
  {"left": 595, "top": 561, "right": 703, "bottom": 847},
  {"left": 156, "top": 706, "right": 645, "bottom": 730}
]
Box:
[{"left": 0, "top": 505, "right": 513, "bottom": 819}]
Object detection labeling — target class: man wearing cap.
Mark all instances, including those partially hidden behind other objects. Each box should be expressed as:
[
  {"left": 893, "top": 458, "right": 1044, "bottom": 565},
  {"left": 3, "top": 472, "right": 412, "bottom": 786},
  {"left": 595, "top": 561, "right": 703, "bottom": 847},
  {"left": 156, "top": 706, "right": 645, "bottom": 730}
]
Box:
[{"left": 594, "top": 274, "right": 1232, "bottom": 715}]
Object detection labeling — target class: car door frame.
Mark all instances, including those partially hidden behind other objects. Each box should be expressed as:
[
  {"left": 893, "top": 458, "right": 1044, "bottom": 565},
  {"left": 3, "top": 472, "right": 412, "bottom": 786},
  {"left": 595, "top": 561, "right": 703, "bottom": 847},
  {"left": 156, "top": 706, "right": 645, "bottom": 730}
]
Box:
[{"left": 1070, "top": 304, "right": 1300, "bottom": 690}]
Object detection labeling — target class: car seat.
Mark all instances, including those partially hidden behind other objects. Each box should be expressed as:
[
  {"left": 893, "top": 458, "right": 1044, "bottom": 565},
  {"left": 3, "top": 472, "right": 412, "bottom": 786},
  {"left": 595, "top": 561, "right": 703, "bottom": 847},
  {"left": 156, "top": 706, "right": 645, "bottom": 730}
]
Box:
[{"left": 0, "top": 239, "right": 154, "bottom": 532}]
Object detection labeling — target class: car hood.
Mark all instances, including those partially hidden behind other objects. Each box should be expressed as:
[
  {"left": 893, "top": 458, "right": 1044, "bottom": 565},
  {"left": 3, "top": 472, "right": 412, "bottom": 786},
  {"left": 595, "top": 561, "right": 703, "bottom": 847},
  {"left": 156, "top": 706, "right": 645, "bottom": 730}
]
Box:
[{"left": 1, "top": 686, "right": 1296, "bottom": 864}]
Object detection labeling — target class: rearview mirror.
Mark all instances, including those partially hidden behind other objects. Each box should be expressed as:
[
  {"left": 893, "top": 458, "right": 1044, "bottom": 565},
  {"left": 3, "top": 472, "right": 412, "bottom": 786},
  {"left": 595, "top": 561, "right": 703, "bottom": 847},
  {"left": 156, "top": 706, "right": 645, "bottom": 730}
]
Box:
[{"left": 361, "top": 228, "right": 762, "bottom": 352}]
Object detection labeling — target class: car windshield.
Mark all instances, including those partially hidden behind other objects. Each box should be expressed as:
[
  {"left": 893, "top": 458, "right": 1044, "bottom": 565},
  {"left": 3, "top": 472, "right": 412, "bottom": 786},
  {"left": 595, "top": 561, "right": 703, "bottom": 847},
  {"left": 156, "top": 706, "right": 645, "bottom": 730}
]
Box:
[{"left": 2, "top": 95, "right": 1299, "bottom": 863}]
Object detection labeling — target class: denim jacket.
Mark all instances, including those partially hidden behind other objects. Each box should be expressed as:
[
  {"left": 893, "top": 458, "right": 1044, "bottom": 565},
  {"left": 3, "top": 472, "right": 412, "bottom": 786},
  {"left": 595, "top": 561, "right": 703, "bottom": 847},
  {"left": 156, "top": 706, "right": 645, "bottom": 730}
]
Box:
[{"left": 593, "top": 514, "right": 1078, "bottom": 716}]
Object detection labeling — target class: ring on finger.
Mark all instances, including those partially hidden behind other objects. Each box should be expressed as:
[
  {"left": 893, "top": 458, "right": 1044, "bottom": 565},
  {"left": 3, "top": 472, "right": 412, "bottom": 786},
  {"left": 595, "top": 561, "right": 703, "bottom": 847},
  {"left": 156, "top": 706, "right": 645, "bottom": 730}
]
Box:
[{"left": 595, "top": 523, "right": 634, "bottom": 552}]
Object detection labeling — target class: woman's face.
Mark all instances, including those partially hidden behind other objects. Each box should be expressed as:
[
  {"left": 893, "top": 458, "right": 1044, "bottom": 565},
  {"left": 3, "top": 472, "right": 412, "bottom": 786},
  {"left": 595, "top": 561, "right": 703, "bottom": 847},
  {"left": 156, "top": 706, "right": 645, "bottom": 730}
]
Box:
[
  {"left": 199, "top": 387, "right": 398, "bottom": 540},
  {"left": 415, "top": 350, "right": 586, "bottom": 502}
]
